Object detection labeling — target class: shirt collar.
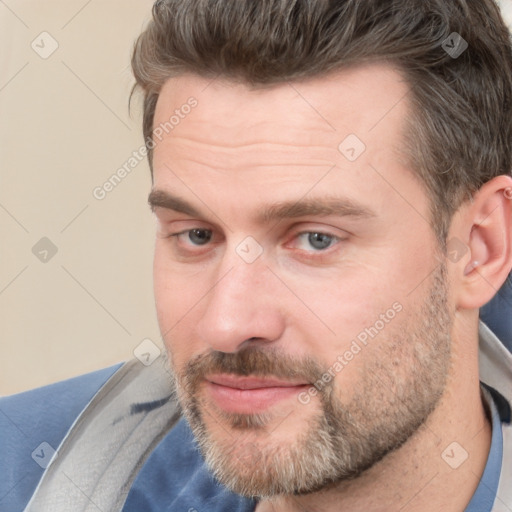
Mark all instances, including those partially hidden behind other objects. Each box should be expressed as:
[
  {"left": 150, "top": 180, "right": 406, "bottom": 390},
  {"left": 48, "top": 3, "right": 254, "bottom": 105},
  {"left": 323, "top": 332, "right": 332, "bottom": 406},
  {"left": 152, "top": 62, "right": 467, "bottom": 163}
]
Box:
[{"left": 464, "top": 385, "right": 504, "bottom": 512}]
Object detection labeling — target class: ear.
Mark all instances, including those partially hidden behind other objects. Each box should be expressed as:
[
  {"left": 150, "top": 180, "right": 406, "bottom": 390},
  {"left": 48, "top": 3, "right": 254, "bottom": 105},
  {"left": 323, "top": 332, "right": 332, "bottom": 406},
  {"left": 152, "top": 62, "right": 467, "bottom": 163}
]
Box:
[{"left": 453, "top": 175, "right": 512, "bottom": 310}]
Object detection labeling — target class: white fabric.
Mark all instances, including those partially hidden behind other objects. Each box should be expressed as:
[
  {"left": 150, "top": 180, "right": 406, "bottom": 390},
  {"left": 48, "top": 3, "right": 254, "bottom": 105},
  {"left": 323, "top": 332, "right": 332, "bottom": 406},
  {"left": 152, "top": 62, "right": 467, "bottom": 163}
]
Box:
[{"left": 479, "top": 322, "right": 512, "bottom": 511}]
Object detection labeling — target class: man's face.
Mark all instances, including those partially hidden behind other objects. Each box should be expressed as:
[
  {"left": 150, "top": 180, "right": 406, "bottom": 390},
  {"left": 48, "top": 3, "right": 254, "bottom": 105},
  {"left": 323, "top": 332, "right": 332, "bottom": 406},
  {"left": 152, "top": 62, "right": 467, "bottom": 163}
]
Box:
[{"left": 151, "top": 65, "right": 453, "bottom": 496}]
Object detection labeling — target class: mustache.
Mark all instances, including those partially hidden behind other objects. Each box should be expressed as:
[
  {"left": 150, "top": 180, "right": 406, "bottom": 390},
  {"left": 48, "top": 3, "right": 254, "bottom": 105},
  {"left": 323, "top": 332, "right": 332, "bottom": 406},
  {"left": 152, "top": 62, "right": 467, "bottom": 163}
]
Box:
[{"left": 179, "top": 347, "right": 328, "bottom": 393}]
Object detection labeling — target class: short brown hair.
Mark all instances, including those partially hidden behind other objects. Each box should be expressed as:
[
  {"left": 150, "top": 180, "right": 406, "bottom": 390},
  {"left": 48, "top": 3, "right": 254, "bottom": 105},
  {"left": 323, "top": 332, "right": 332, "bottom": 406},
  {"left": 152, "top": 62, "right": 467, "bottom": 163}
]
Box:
[{"left": 131, "top": 0, "right": 512, "bottom": 242}]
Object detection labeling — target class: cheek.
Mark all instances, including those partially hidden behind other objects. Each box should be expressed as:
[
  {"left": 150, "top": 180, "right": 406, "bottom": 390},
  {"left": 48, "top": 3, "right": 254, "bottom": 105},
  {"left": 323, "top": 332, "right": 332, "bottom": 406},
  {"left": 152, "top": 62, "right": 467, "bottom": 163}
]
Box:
[
  {"left": 291, "top": 260, "right": 420, "bottom": 373},
  {"left": 153, "top": 248, "right": 176, "bottom": 326},
  {"left": 153, "top": 242, "right": 201, "bottom": 312},
  {"left": 153, "top": 246, "right": 210, "bottom": 358},
  {"left": 296, "top": 266, "right": 398, "bottom": 342},
  {"left": 154, "top": 281, "right": 199, "bottom": 371}
]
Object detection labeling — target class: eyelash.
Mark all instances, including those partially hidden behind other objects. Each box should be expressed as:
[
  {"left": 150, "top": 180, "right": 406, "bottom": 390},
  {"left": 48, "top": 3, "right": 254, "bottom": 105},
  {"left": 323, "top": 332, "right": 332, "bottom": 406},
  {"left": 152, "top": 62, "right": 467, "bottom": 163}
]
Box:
[{"left": 165, "top": 228, "right": 342, "bottom": 257}]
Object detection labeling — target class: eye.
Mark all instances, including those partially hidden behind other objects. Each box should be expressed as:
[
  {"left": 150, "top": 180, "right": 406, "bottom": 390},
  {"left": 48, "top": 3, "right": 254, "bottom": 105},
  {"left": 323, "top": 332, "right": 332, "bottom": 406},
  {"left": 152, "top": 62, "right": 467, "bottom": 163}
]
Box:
[
  {"left": 171, "top": 228, "right": 213, "bottom": 246},
  {"left": 187, "top": 228, "right": 212, "bottom": 245},
  {"left": 294, "top": 232, "right": 339, "bottom": 251}
]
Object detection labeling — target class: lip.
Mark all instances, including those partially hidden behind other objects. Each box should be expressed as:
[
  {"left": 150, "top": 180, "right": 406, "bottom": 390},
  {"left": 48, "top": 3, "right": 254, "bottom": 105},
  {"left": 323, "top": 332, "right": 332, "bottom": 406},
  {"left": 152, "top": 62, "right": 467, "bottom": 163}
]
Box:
[{"left": 204, "top": 374, "right": 311, "bottom": 414}]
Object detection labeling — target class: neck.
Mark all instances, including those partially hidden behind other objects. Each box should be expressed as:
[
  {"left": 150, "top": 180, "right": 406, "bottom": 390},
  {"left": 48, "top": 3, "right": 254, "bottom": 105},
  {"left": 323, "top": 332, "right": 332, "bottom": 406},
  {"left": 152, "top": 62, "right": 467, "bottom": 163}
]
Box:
[{"left": 256, "top": 318, "right": 491, "bottom": 512}]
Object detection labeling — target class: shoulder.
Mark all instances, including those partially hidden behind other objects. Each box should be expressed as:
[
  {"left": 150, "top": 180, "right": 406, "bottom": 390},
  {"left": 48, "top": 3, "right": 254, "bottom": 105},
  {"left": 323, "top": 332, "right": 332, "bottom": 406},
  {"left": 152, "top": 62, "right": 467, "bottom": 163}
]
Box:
[{"left": 0, "top": 364, "right": 122, "bottom": 512}]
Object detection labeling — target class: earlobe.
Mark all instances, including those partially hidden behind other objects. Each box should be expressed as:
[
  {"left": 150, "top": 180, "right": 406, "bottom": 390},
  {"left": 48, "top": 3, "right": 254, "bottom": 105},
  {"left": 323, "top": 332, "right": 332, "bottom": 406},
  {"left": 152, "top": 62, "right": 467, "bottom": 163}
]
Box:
[{"left": 456, "top": 175, "right": 512, "bottom": 309}]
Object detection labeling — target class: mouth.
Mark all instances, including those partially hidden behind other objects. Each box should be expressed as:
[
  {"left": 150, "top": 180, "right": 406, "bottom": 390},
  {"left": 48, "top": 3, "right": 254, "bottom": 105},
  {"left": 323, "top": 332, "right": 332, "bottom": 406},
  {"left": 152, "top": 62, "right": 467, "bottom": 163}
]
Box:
[{"left": 204, "top": 374, "right": 311, "bottom": 414}]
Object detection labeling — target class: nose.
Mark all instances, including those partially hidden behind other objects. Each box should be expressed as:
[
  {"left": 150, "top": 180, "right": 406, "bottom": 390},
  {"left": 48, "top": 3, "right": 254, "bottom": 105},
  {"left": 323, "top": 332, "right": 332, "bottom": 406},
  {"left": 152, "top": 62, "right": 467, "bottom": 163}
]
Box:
[{"left": 194, "top": 256, "right": 286, "bottom": 354}]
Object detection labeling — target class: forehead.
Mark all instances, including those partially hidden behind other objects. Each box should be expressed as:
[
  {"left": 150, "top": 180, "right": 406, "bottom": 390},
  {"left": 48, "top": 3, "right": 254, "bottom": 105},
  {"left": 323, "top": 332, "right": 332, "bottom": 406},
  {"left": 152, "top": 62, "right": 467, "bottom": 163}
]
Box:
[
  {"left": 150, "top": 64, "right": 427, "bottom": 227},
  {"left": 153, "top": 63, "right": 410, "bottom": 146}
]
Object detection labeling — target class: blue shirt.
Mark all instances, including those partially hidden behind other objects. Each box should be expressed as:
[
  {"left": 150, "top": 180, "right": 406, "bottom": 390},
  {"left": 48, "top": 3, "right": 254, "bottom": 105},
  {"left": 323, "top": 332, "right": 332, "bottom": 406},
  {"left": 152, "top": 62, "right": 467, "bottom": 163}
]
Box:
[
  {"left": 123, "top": 394, "right": 505, "bottom": 512},
  {"left": 121, "top": 417, "right": 256, "bottom": 511},
  {"left": 0, "top": 368, "right": 506, "bottom": 512},
  {"left": 464, "top": 386, "right": 504, "bottom": 512},
  {"left": 481, "top": 274, "right": 512, "bottom": 353},
  {"left": 0, "top": 365, "right": 122, "bottom": 512}
]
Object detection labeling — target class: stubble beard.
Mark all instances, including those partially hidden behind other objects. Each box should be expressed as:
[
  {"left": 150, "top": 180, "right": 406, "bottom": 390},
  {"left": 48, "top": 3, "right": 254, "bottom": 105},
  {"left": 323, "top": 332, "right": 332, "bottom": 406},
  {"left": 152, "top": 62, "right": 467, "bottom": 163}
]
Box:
[{"left": 170, "top": 263, "right": 452, "bottom": 498}]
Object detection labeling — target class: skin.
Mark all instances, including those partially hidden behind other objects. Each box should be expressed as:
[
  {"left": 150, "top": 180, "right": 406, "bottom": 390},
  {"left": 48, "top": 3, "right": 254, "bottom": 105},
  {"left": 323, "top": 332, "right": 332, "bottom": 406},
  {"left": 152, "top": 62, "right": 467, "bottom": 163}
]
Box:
[{"left": 150, "top": 64, "right": 512, "bottom": 511}]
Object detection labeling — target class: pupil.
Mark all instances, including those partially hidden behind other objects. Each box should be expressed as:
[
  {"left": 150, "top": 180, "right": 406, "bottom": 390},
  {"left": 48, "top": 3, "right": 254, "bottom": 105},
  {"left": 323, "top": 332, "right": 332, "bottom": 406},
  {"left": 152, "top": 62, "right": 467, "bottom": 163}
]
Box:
[
  {"left": 189, "top": 229, "right": 211, "bottom": 245},
  {"left": 309, "top": 232, "right": 331, "bottom": 250}
]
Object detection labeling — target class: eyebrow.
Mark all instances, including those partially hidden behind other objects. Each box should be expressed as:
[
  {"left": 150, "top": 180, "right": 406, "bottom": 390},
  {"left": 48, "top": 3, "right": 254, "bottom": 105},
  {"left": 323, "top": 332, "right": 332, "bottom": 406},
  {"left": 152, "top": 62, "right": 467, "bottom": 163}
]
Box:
[
  {"left": 149, "top": 189, "right": 200, "bottom": 216},
  {"left": 148, "top": 189, "right": 375, "bottom": 224}
]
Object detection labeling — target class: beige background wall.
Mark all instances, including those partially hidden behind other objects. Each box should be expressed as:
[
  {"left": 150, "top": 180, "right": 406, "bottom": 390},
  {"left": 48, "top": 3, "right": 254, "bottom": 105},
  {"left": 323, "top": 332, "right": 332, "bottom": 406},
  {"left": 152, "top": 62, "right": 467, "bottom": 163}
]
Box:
[
  {"left": 1, "top": 0, "right": 159, "bottom": 395},
  {"left": 1, "top": 1, "right": 512, "bottom": 395}
]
